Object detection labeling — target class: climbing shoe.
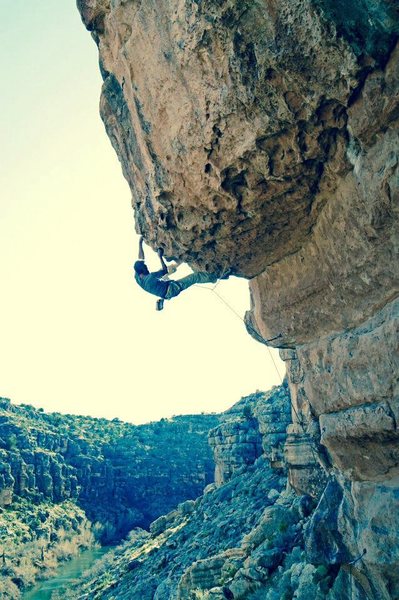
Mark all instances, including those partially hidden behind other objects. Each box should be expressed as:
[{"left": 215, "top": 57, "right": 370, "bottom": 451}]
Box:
[
  {"left": 220, "top": 270, "right": 232, "bottom": 280},
  {"left": 156, "top": 299, "right": 164, "bottom": 311}
]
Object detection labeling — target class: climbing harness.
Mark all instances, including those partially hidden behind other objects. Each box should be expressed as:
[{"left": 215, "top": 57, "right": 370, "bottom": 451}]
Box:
[{"left": 154, "top": 262, "right": 179, "bottom": 311}]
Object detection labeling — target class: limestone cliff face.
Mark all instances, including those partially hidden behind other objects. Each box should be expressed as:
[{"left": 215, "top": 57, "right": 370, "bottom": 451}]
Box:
[
  {"left": 209, "top": 387, "right": 291, "bottom": 485},
  {"left": 77, "top": 0, "right": 397, "bottom": 276},
  {"left": 77, "top": 1, "right": 398, "bottom": 598}
]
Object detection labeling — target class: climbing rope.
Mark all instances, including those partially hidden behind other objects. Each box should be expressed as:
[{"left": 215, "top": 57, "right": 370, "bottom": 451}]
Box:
[
  {"left": 194, "top": 280, "right": 331, "bottom": 473},
  {"left": 195, "top": 279, "right": 285, "bottom": 381}
]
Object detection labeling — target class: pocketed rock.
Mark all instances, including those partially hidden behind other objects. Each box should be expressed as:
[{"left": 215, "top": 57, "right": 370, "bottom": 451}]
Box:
[
  {"left": 76, "top": 1, "right": 399, "bottom": 596},
  {"left": 77, "top": 0, "right": 397, "bottom": 278}
]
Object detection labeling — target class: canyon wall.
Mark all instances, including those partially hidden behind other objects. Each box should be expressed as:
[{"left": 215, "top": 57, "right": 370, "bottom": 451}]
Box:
[
  {"left": 63, "top": 386, "right": 303, "bottom": 600},
  {"left": 0, "top": 398, "right": 217, "bottom": 540},
  {"left": 77, "top": 0, "right": 398, "bottom": 598}
]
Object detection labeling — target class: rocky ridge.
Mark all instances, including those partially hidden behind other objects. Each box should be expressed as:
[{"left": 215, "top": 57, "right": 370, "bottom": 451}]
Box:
[{"left": 77, "top": 1, "right": 399, "bottom": 597}]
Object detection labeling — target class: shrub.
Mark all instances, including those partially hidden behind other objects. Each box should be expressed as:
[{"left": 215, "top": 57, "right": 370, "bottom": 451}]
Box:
[
  {"left": 5, "top": 434, "right": 18, "bottom": 451},
  {"left": 0, "top": 579, "right": 21, "bottom": 599},
  {"left": 243, "top": 405, "right": 254, "bottom": 420}
]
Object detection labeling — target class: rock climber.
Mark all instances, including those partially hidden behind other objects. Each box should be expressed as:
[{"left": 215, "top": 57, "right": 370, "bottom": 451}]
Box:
[{"left": 134, "top": 236, "right": 219, "bottom": 310}]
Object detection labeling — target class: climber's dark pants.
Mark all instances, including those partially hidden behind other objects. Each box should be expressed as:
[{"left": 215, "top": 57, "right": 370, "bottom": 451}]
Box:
[{"left": 164, "top": 272, "right": 217, "bottom": 300}]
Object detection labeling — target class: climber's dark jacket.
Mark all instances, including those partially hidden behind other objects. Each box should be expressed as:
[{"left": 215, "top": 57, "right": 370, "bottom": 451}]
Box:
[{"left": 134, "top": 267, "right": 169, "bottom": 298}]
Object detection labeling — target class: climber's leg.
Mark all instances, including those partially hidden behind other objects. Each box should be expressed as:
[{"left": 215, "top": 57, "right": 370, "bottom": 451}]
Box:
[
  {"left": 164, "top": 272, "right": 217, "bottom": 299},
  {"left": 175, "top": 271, "right": 217, "bottom": 290}
]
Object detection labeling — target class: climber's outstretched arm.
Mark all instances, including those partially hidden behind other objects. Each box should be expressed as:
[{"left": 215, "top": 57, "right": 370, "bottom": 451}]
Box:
[
  {"left": 138, "top": 236, "right": 145, "bottom": 261},
  {"left": 158, "top": 248, "right": 168, "bottom": 274}
]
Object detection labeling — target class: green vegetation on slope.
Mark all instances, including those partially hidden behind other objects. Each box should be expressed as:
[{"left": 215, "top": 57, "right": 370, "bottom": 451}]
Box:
[
  {"left": 0, "top": 499, "right": 94, "bottom": 599},
  {"left": 0, "top": 398, "right": 218, "bottom": 540},
  {"left": 0, "top": 397, "right": 219, "bottom": 596}
]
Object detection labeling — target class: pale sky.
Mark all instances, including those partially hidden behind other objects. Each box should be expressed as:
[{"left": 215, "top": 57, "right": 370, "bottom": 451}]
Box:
[{"left": 0, "top": 1, "right": 284, "bottom": 424}]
